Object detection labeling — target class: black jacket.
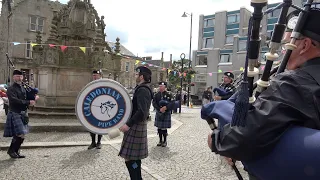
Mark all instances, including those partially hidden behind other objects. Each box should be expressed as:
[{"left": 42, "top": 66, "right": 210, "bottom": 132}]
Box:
[
  {"left": 152, "top": 90, "right": 175, "bottom": 112},
  {"left": 126, "top": 82, "right": 153, "bottom": 127},
  {"left": 212, "top": 57, "right": 320, "bottom": 161},
  {"left": 7, "top": 83, "right": 30, "bottom": 113}
]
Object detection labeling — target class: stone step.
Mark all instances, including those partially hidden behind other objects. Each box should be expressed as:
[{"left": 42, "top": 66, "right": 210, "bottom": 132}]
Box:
[
  {"left": 28, "top": 111, "right": 77, "bottom": 119},
  {"left": 32, "top": 106, "right": 75, "bottom": 113}
]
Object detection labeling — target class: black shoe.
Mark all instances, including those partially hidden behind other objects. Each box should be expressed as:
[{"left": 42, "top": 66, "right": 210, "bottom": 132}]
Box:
[
  {"left": 157, "top": 141, "right": 162, "bottom": 146},
  {"left": 16, "top": 152, "right": 26, "bottom": 158},
  {"left": 88, "top": 143, "right": 96, "bottom": 150},
  {"left": 161, "top": 142, "right": 167, "bottom": 147},
  {"left": 96, "top": 143, "right": 102, "bottom": 149},
  {"left": 7, "top": 151, "right": 20, "bottom": 158}
]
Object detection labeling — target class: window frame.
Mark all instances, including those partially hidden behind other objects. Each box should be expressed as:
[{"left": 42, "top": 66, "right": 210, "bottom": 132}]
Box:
[
  {"left": 220, "top": 54, "right": 231, "bottom": 63},
  {"left": 238, "top": 40, "right": 247, "bottom": 51},
  {"left": 227, "top": 14, "right": 239, "bottom": 24},
  {"left": 196, "top": 55, "right": 208, "bottom": 66},
  {"left": 203, "top": 38, "right": 214, "bottom": 49},
  {"left": 204, "top": 18, "right": 215, "bottom": 27},
  {"left": 25, "top": 40, "right": 33, "bottom": 59},
  {"left": 125, "top": 62, "right": 130, "bottom": 72},
  {"left": 225, "top": 35, "right": 234, "bottom": 44},
  {"left": 29, "top": 16, "right": 44, "bottom": 32}
]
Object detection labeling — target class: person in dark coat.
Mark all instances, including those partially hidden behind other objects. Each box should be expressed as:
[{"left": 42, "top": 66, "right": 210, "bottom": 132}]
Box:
[
  {"left": 3, "top": 69, "right": 39, "bottom": 158},
  {"left": 213, "top": 72, "right": 236, "bottom": 101},
  {"left": 207, "top": 9, "right": 320, "bottom": 179},
  {"left": 202, "top": 86, "right": 213, "bottom": 105},
  {"left": 152, "top": 81, "right": 174, "bottom": 147},
  {"left": 119, "top": 66, "right": 153, "bottom": 180},
  {"left": 88, "top": 70, "right": 103, "bottom": 150}
]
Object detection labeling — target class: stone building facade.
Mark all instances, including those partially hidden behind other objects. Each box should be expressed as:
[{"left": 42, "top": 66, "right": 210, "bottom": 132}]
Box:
[{"left": 0, "top": 0, "right": 63, "bottom": 84}]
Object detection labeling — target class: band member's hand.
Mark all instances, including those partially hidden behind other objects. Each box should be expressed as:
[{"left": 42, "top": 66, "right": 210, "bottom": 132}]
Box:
[
  {"left": 208, "top": 132, "right": 213, "bottom": 150},
  {"left": 224, "top": 157, "right": 234, "bottom": 166},
  {"left": 35, "top": 95, "right": 39, "bottom": 101},
  {"left": 30, "top": 100, "right": 36, "bottom": 106},
  {"left": 214, "top": 96, "right": 221, "bottom": 101},
  {"left": 119, "top": 124, "right": 130, "bottom": 132}
]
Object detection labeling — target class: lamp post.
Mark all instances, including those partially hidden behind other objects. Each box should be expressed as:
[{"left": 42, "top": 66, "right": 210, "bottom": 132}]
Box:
[
  {"left": 182, "top": 12, "right": 193, "bottom": 107},
  {"left": 179, "top": 53, "right": 185, "bottom": 114}
]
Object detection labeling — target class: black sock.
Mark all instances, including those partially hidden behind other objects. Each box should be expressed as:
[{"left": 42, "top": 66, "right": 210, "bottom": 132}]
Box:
[
  {"left": 97, "top": 135, "right": 102, "bottom": 144},
  {"left": 163, "top": 129, "right": 168, "bottom": 143},
  {"left": 14, "top": 137, "right": 24, "bottom": 154},
  {"left": 157, "top": 129, "right": 162, "bottom": 142},
  {"left": 90, "top": 133, "right": 96, "bottom": 144},
  {"left": 126, "top": 160, "right": 142, "bottom": 180}
]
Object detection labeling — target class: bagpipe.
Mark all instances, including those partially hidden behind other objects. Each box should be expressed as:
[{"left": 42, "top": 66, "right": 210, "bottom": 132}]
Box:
[
  {"left": 22, "top": 72, "right": 39, "bottom": 101},
  {"left": 201, "top": 0, "right": 320, "bottom": 179}
]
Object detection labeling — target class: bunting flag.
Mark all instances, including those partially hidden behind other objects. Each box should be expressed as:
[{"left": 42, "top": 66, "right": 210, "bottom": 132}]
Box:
[
  {"left": 49, "top": 44, "right": 56, "bottom": 48},
  {"left": 240, "top": 67, "right": 244, "bottom": 71},
  {"left": 60, "top": 45, "right": 68, "bottom": 52},
  {"left": 13, "top": 42, "right": 21, "bottom": 46},
  {"left": 79, "top": 47, "right": 86, "bottom": 54},
  {"left": 135, "top": 60, "right": 139, "bottom": 65},
  {"left": 209, "top": 73, "right": 212, "bottom": 76},
  {"left": 261, "top": 65, "right": 265, "bottom": 71},
  {"left": 31, "top": 43, "right": 38, "bottom": 47}
]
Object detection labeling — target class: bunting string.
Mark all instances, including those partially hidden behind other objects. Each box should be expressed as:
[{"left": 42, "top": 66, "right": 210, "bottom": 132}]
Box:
[{"left": 0, "top": 40, "right": 274, "bottom": 78}]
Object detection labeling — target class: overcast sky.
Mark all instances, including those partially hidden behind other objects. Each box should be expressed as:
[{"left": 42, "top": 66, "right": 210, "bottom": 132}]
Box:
[{"left": 3, "top": 0, "right": 283, "bottom": 60}]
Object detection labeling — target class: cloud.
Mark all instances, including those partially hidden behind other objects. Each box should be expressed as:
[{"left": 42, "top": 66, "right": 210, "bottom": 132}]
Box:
[
  {"left": 105, "top": 26, "right": 129, "bottom": 44},
  {"left": 50, "top": 0, "right": 283, "bottom": 60}
]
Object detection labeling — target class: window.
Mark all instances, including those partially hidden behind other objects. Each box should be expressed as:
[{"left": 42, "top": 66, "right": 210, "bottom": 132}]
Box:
[
  {"left": 125, "top": 62, "right": 130, "bottom": 72},
  {"left": 196, "top": 55, "right": 207, "bottom": 65},
  {"left": 204, "top": 18, "right": 214, "bottom": 27},
  {"left": 227, "top": 14, "right": 239, "bottom": 24},
  {"left": 311, "top": 4, "right": 320, "bottom": 8},
  {"left": 29, "top": 16, "right": 44, "bottom": 32},
  {"left": 226, "top": 35, "right": 234, "bottom": 44},
  {"left": 266, "top": 31, "right": 273, "bottom": 40},
  {"left": 238, "top": 40, "right": 247, "bottom": 51},
  {"left": 26, "top": 41, "right": 33, "bottom": 58},
  {"left": 268, "top": 9, "right": 281, "bottom": 18},
  {"left": 203, "top": 38, "right": 214, "bottom": 48},
  {"left": 220, "top": 54, "right": 231, "bottom": 63}
]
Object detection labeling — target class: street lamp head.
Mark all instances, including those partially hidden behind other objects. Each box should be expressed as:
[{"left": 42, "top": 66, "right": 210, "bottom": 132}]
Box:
[{"left": 182, "top": 12, "right": 188, "bottom": 17}]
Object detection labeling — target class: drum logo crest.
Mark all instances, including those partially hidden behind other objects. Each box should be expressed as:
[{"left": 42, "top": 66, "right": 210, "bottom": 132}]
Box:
[
  {"left": 82, "top": 87, "right": 126, "bottom": 129},
  {"left": 76, "top": 79, "right": 132, "bottom": 134}
]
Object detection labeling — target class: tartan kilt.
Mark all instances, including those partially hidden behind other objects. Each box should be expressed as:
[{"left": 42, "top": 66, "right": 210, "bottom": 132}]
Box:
[
  {"left": 154, "top": 111, "right": 171, "bottom": 129},
  {"left": 3, "top": 112, "right": 29, "bottom": 137},
  {"left": 119, "top": 120, "right": 148, "bottom": 160}
]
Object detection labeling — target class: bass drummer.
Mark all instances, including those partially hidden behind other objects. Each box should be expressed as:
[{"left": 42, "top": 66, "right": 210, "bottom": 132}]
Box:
[
  {"left": 87, "top": 70, "right": 103, "bottom": 150},
  {"left": 207, "top": 8, "right": 320, "bottom": 179}
]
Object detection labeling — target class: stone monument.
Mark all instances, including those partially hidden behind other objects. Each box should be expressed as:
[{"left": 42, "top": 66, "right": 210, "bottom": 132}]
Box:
[{"left": 29, "top": 0, "right": 122, "bottom": 118}]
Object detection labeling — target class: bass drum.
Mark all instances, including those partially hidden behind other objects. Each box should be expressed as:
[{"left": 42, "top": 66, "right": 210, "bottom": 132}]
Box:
[{"left": 75, "top": 78, "right": 132, "bottom": 135}]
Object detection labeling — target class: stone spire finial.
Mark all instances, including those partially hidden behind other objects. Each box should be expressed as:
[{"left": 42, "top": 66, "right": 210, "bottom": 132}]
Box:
[
  {"left": 47, "top": 10, "right": 59, "bottom": 44},
  {"left": 115, "top": 37, "right": 121, "bottom": 55}
]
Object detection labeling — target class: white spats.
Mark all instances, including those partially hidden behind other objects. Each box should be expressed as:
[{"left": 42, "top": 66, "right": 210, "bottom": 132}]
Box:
[{"left": 108, "top": 129, "right": 121, "bottom": 139}]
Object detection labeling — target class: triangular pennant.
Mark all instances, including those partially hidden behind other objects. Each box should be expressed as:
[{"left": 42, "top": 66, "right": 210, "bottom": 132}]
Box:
[
  {"left": 218, "top": 69, "right": 222, "bottom": 73},
  {"left": 135, "top": 60, "right": 140, "bottom": 65},
  {"left": 31, "top": 43, "right": 38, "bottom": 47},
  {"left": 148, "top": 64, "right": 153, "bottom": 66},
  {"left": 79, "top": 47, "right": 86, "bottom": 53},
  {"left": 13, "top": 42, "right": 21, "bottom": 46},
  {"left": 60, "top": 46, "right": 68, "bottom": 52},
  {"left": 240, "top": 67, "right": 244, "bottom": 71},
  {"left": 209, "top": 73, "right": 212, "bottom": 76},
  {"left": 49, "top": 44, "right": 56, "bottom": 48},
  {"left": 141, "top": 62, "right": 146, "bottom": 65}
]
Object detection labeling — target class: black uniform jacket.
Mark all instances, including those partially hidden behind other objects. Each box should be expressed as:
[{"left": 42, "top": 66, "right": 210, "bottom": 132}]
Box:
[
  {"left": 126, "top": 82, "right": 153, "bottom": 127},
  {"left": 152, "top": 91, "right": 175, "bottom": 112},
  {"left": 220, "top": 83, "right": 236, "bottom": 100},
  {"left": 7, "top": 83, "right": 29, "bottom": 113},
  {"left": 212, "top": 57, "right": 320, "bottom": 161}
]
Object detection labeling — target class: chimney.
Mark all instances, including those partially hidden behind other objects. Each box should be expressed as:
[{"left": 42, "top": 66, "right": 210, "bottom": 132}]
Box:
[{"left": 170, "top": 54, "right": 172, "bottom": 68}]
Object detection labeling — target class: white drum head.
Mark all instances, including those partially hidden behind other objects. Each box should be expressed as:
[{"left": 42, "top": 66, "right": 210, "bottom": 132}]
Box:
[{"left": 75, "top": 78, "right": 132, "bottom": 135}]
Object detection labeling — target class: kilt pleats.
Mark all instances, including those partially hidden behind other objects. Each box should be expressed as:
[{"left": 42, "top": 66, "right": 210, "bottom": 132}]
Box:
[
  {"left": 119, "top": 121, "right": 148, "bottom": 160},
  {"left": 3, "top": 111, "right": 29, "bottom": 137}
]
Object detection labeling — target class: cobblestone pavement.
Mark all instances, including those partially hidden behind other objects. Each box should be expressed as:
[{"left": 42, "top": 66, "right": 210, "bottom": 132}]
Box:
[{"left": 0, "top": 107, "right": 249, "bottom": 180}]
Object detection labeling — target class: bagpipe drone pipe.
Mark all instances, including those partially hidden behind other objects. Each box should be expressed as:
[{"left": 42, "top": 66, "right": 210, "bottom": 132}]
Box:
[
  {"left": 21, "top": 72, "right": 39, "bottom": 101},
  {"left": 201, "top": 0, "right": 320, "bottom": 179}
]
